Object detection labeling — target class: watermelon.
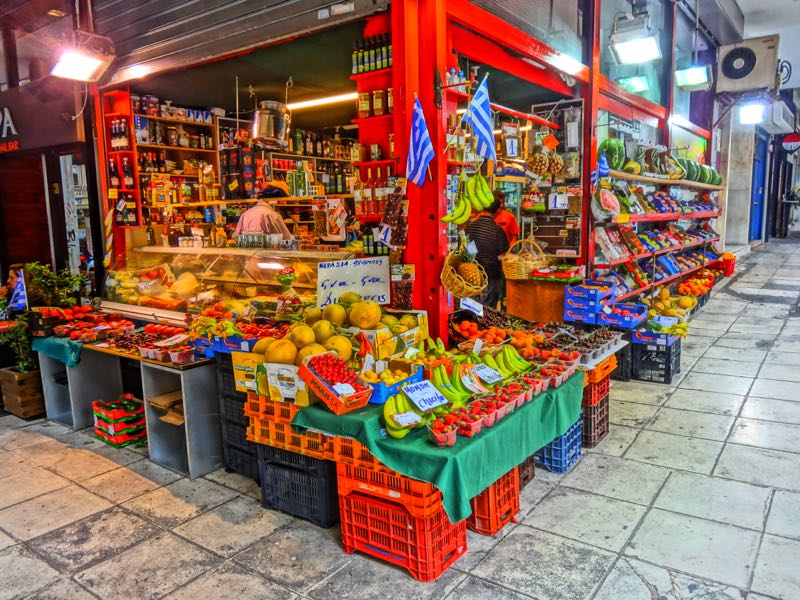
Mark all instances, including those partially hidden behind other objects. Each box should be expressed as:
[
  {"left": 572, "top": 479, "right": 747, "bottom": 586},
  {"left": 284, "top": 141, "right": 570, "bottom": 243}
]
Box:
[{"left": 700, "top": 165, "right": 712, "bottom": 184}]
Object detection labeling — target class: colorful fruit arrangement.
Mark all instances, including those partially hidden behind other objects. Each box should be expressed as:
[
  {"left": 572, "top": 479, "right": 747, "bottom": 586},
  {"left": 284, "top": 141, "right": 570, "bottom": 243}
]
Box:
[{"left": 308, "top": 353, "right": 368, "bottom": 393}]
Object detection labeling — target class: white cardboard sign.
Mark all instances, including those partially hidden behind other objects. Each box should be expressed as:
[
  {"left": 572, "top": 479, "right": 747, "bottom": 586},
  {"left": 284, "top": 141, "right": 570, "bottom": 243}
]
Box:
[{"left": 317, "top": 256, "right": 390, "bottom": 307}]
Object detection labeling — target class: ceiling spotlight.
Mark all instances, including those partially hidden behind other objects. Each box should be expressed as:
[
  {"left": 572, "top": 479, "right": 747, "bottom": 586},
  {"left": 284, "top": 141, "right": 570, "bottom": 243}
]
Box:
[
  {"left": 675, "top": 65, "right": 713, "bottom": 91},
  {"left": 618, "top": 75, "right": 650, "bottom": 93},
  {"left": 47, "top": 8, "right": 66, "bottom": 17},
  {"left": 610, "top": 12, "right": 662, "bottom": 65},
  {"left": 286, "top": 92, "right": 358, "bottom": 111},
  {"left": 51, "top": 31, "right": 115, "bottom": 82},
  {"left": 738, "top": 101, "right": 767, "bottom": 125}
]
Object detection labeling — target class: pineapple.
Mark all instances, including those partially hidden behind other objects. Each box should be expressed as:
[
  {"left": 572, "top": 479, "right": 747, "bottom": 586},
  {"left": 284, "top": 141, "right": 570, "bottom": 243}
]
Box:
[{"left": 456, "top": 247, "right": 482, "bottom": 286}]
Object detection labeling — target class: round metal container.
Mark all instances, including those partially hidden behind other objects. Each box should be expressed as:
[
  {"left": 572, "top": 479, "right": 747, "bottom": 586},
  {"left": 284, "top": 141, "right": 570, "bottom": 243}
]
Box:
[{"left": 252, "top": 101, "right": 291, "bottom": 148}]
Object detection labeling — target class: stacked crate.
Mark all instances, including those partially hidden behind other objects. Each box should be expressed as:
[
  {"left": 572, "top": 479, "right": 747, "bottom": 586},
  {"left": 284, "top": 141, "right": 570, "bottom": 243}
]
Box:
[
  {"left": 466, "top": 467, "right": 520, "bottom": 536},
  {"left": 93, "top": 396, "right": 146, "bottom": 448},
  {"left": 535, "top": 419, "right": 582, "bottom": 473},
  {"left": 582, "top": 368, "right": 611, "bottom": 449},
  {"left": 632, "top": 339, "right": 682, "bottom": 384},
  {"left": 216, "top": 354, "right": 259, "bottom": 482},
  {"left": 334, "top": 437, "right": 467, "bottom": 581}
]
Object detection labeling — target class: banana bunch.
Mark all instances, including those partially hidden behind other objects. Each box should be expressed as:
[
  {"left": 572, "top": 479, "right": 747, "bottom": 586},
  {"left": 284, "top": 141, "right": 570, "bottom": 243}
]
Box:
[
  {"left": 422, "top": 337, "right": 447, "bottom": 357},
  {"left": 441, "top": 173, "right": 494, "bottom": 225},
  {"left": 431, "top": 364, "right": 471, "bottom": 407},
  {"left": 483, "top": 346, "right": 531, "bottom": 377},
  {"left": 383, "top": 391, "right": 447, "bottom": 439}
]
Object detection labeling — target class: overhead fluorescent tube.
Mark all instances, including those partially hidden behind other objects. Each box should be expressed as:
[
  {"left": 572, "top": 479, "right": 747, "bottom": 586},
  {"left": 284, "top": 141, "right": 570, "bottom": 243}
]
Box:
[
  {"left": 675, "top": 65, "right": 712, "bottom": 91},
  {"left": 618, "top": 75, "right": 650, "bottom": 93},
  {"left": 287, "top": 92, "right": 358, "bottom": 111},
  {"left": 610, "top": 13, "right": 662, "bottom": 65}
]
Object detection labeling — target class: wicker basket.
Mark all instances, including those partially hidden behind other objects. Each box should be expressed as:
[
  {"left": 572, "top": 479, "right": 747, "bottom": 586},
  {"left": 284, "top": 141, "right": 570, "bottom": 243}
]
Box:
[
  {"left": 501, "top": 238, "right": 548, "bottom": 280},
  {"left": 440, "top": 252, "right": 487, "bottom": 298}
]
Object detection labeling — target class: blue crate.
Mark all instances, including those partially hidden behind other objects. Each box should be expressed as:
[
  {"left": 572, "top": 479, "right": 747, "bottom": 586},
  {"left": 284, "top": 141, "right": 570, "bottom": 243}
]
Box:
[
  {"left": 535, "top": 419, "right": 582, "bottom": 474},
  {"left": 563, "top": 307, "right": 597, "bottom": 325},
  {"left": 368, "top": 366, "right": 424, "bottom": 405},
  {"left": 565, "top": 280, "right": 616, "bottom": 303}
]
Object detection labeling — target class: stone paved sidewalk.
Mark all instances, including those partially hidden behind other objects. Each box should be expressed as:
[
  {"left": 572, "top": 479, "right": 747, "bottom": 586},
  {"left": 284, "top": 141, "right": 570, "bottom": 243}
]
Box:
[{"left": 0, "top": 238, "right": 798, "bottom": 599}]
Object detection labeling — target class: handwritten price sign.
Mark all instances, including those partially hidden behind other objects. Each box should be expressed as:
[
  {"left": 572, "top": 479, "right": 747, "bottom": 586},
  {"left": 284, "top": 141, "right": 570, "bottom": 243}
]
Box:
[
  {"left": 317, "top": 256, "right": 390, "bottom": 307},
  {"left": 402, "top": 380, "right": 448, "bottom": 412}
]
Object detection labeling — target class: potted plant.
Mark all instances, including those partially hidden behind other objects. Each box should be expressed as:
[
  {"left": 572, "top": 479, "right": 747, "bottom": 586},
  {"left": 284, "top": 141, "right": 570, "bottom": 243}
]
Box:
[{"left": 0, "top": 315, "right": 44, "bottom": 418}]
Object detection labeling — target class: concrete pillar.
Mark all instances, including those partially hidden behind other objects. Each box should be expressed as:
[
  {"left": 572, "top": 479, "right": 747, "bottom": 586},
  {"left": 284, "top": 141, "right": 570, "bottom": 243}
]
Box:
[{"left": 722, "top": 113, "right": 756, "bottom": 248}]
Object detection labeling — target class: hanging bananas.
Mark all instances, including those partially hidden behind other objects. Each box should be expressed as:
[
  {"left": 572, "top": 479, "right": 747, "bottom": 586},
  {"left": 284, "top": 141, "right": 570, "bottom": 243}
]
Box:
[{"left": 441, "top": 172, "right": 495, "bottom": 224}]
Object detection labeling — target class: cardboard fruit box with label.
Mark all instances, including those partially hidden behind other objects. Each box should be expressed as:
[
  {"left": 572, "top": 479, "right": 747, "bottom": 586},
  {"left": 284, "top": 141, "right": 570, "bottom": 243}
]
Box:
[
  {"left": 359, "top": 309, "right": 429, "bottom": 360},
  {"left": 298, "top": 351, "right": 372, "bottom": 415}
]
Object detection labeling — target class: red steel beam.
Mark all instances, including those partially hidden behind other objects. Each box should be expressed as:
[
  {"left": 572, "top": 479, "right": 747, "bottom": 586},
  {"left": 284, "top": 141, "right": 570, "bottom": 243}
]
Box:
[
  {"left": 449, "top": 27, "right": 576, "bottom": 99},
  {"left": 599, "top": 75, "right": 668, "bottom": 124},
  {"left": 446, "top": 0, "right": 590, "bottom": 84}
]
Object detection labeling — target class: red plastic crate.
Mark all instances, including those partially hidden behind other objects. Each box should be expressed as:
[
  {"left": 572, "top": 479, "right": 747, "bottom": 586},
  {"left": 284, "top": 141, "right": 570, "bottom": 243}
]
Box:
[
  {"left": 586, "top": 354, "right": 618, "bottom": 383},
  {"left": 582, "top": 375, "right": 610, "bottom": 407},
  {"left": 582, "top": 395, "right": 610, "bottom": 448},
  {"left": 336, "top": 462, "right": 443, "bottom": 518},
  {"left": 246, "top": 417, "right": 334, "bottom": 460},
  {"left": 95, "top": 427, "right": 146, "bottom": 448},
  {"left": 332, "top": 437, "right": 393, "bottom": 473},
  {"left": 94, "top": 415, "right": 146, "bottom": 435},
  {"left": 339, "top": 492, "right": 467, "bottom": 582},
  {"left": 244, "top": 392, "right": 300, "bottom": 423},
  {"left": 467, "top": 467, "right": 520, "bottom": 536},
  {"left": 91, "top": 399, "right": 144, "bottom": 422}
]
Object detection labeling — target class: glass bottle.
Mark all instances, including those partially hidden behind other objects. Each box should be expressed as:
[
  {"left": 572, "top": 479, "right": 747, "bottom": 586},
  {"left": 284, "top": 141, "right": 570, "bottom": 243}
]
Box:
[
  {"left": 352, "top": 168, "right": 365, "bottom": 215},
  {"left": 364, "top": 167, "right": 374, "bottom": 214},
  {"left": 374, "top": 167, "right": 386, "bottom": 213},
  {"left": 108, "top": 159, "right": 120, "bottom": 188},
  {"left": 351, "top": 41, "right": 359, "bottom": 75}
]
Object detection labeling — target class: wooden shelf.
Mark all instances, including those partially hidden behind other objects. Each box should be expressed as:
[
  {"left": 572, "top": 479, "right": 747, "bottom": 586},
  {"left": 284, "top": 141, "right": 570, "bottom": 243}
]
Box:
[
  {"left": 137, "top": 143, "right": 217, "bottom": 154},
  {"left": 612, "top": 259, "right": 716, "bottom": 301},
  {"left": 351, "top": 114, "right": 393, "bottom": 125},
  {"left": 611, "top": 210, "right": 721, "bottom": 224},
  {"left": 353, "top": 159, "right": 397, "bottom": 167},
  {"left": 267, "top": 151, "right": 351, "bottom": 163},
  {"left": 138, "top": 171, "right": 201, "bottom": 178},
  {"left": 495, "top": 175, "right": 527, "bottom": 184},
  {"left": 608, "top": 169, "right": 725, "bottom": 191},
  {"left": 595, "top": 236, "right": 719, "bottom": 268},
  {"left": 133, "top": 114, "right": 215, "bottom": 129}
]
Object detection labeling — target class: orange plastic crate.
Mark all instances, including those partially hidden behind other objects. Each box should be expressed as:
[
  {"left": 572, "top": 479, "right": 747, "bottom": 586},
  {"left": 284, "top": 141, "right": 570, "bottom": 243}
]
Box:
[
  {"left": 339, "top": 492, "right": 467, "bottom": 582},
  {"left": 244, "top": 392, "right": 300, "bottom": 423},
  {"left": 336, "top": 462, "right": 443, "bottom": 518},
  {"left": 333, "top": 436, "right": 393, "bottom": 472},
  {"left": 467, "top": 467, "right": 520, "bottom": 536},
  {"left": 587, "top": 354, "right": 618, "bottom": 383},
  {"left": 582, "top": 375, "right": 610, "bottom": 407},
  {"left": 246, "top": 417, "right": 334, "bottom": 461}
]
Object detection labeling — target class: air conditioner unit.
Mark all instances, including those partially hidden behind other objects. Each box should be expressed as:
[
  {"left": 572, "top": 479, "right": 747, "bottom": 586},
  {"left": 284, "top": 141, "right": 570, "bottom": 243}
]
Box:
[
  {"left": 716, "top": 35, "right": 779, "bottom": 93},
  {"left": 761, "top": 100, "right": 795, "bottom": 134}
]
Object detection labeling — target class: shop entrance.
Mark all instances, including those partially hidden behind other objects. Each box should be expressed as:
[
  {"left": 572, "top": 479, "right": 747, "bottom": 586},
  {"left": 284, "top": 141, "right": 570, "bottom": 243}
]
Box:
[{"left": 750, "top": 132, "right": 769, "bottom": 243}]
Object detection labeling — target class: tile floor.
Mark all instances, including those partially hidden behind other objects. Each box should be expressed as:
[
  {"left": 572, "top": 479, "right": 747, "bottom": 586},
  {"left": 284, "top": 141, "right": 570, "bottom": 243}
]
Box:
[{"left": 0, "top": 239, "right": 799, "bottom": 599}]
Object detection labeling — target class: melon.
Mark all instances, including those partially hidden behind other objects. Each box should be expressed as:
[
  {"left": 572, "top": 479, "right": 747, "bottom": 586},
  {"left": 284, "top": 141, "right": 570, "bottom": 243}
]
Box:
[
  {"left": 265, "top": 339, "right": 298, "bottom": 365},
  {"left": 348, "top": 300, "right": 382, "bottom": 330}
]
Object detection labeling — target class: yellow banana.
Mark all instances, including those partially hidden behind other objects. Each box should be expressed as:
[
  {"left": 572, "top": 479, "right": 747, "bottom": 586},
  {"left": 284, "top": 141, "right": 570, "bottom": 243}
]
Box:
[
  {"left": 465, "top": 176, "right": 483, "bottom": 211},
  {"left": 476, "top": 174, "right": 494, "bottom": 207},
  {"left": 452, "top": 194, "right": 472, "bottom": 225}
]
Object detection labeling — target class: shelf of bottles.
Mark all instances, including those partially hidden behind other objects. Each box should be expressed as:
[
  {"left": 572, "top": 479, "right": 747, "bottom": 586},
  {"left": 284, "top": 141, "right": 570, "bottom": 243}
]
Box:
[
  {"left": 349, "top": 21, "right": 398, "bottom": 220},
  {"left": 103, "top": 90, "right": 142, "bottom": 228}
]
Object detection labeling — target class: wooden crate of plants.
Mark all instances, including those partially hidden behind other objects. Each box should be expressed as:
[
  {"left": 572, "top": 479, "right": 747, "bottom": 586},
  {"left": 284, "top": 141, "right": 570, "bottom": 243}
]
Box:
[{"left": 0, "top": 367, "right": 44, "bottom": 418}]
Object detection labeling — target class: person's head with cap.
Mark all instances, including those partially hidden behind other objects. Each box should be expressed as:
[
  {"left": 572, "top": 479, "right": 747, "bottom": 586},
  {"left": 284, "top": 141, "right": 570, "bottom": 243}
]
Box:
[{"left": 488, "top": 189, "right": 506, "bottom": 214}]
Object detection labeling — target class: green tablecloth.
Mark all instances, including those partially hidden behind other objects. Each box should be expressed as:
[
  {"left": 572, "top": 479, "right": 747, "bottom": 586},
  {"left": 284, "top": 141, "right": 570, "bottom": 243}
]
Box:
[
  {"left": 31, "top": 336, "right": 83, "bottom": 368},
  {"left": 293, "top": 372, "right": 583, "bottom": 521}
]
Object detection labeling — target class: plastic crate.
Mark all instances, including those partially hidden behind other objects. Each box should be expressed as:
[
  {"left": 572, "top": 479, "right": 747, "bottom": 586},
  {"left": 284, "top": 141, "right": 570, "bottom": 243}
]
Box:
[
  {"left": 611, "top": 343, "right": 633, "bottom": 382},
  {"left": 336, "top": 462, "right": 443, "bottom": 518},
  {"left": 95, "top": 427, "right": 147, "bottom": 448},
  {"left": 582, "top": 376, "right": 610, "bottom": 407},
  {"left": 467, "top": 467, "right": 520, "bottom": 536},
  {"left": 587, "top": 354, "right": 618, "bottom": 383},
  {"left": 535, "top": 419, "right": 582, "bottom": 474},
  {"left": 332, "top": 437, "right": 392, "bottom": 473},
  {"left": 91, "top": 399, "right": 144, "bottom": 422},
  {"left": 582, "top": 396, "right": 610, "bottom": 448},
  {"left": 632, "top": 340, "right": 682, "bottom": 384},
  {"left": 94, "top": 415, "right": 146, "bottom": 436},
  {"left": 247, "top": 417, "right": 334, "bottom": 461},
  {"left": 244, "top": 392, "right": 300, "bottom": 423},
  {"left": 339, "top": 492, "right": 467, "bottom": 582},
  {"left": 258, "top": 446, "right": 338, "bottom": 528},
  {"left": 518, "top": 455, "right": 536, "bottom": 489},
  {"left": 220, "top": 394, "right": 248, "bottom": 426},
  {"left": 223, "top": 419, "right": 251, "bottom": 450},
  {"left": 259, "top": 444, "right": 329, "bottom": 475},
  {"left": 222, "top": 444, "right": 260, "bottom": 483}
]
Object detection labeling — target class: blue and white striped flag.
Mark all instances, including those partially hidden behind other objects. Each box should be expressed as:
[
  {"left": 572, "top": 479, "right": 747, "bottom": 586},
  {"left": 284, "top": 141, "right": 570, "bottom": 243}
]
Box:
[
  {"left": 464, "top": 76, "right": 496, "bottom": 163},
  {"left": 406, "top": 97, "right": 435, "bottom": 186}
]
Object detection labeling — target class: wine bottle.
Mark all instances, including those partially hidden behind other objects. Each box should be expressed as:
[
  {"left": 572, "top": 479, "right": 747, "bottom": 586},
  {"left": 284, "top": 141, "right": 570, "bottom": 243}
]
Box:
[
  {"left": 351, "top": 41, "right": 359, "bottom": 75},
  {"left": 364, "top": 168, "right": 374, "bottom": 213},
  {"left": 122, "top": 157, "right": 134, "bottom": 188},
  {"left": 368, "top": 37, "right": 376, "bottom": 72},
  {"left": 374, "top": 167, "right": 385, "bottom": 212},
  {"left": 109, "top": 158, "right": 120, "bottom": 188}
]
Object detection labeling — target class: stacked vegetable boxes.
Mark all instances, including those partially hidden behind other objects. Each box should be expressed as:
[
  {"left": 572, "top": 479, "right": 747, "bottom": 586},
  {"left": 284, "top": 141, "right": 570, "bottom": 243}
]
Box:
[{"left": 93, "top": 395, "right": 146, "bottom": 447}]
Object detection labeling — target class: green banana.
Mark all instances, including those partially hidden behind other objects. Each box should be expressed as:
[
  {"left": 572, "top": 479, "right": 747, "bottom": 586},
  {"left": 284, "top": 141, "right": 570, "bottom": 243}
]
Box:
[
  {"left": 465, "top": 176, "right": 483, "bottom": 211},
  {"left": 502, "top": 346, "right": 531, "bottom": 371},
  {"left": 484, "top": 353, "right": 511, "bottom": 377},
  {"left": 435, "top": 338, "right": 446, "bottom": 355},
  {"left": 452, "top": 195, "right": 472, "bottom": 225},
  {"left": 476, "top": 174, "right": 494, "bottom": 207},
  {"left": 442, "top": 197, "right": 467, "bottom": 224},
  {"left": 450, "top": 367, "right": 471, "bottom": 395}
]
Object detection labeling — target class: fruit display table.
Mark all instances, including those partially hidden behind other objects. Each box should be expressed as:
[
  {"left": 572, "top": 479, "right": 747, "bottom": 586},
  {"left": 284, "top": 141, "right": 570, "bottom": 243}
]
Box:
[
  {"left": 293, "top": 373, "right": 583, "bottom": 521},
  {"left": 506, "top": 279, "right": 568, "bottom": 324}
]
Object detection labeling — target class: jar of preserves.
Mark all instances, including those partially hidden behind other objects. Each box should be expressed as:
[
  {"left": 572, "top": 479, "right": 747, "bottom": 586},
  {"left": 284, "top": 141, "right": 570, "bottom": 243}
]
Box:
[
  {"left": 357, "top": 92, "right": 372, "bottom": 119},
  {"left": 372, "top": 89, "right": 386, "bottom": 116}
]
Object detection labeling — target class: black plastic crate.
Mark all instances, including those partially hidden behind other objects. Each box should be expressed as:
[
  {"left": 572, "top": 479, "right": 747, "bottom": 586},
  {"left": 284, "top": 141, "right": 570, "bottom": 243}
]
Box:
[
  {"left": 258, "top": 445, "right": 338, "bottom": 527},
  {"left": 223, "top": 419, "right": 251, "bottom": 450},
  {"left": 581, "top": 396, "right": 609, "bottom": 448},
  {"left": 258, "top": 444, "right": 330, "bottom": 474},
  {"left": 223, "top": 444, "right": 260, "bottom": 483},
  {"left": 611, "top": 342, "right": 633, "bottom": 382},
  {"left": 518, "top": 455, "right": 536, "bottom": 489},
  {"left": 632, "top": 339, "right": 682, "bottom": 384},
  {"left": 220, "top": 394, "right": 248, "bottom": 426}
]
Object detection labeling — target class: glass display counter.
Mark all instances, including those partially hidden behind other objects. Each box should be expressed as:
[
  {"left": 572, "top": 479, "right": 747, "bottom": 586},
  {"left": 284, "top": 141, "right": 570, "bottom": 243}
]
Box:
[{"left": 103, "top": 245, "right": 353, "bottom": 317}]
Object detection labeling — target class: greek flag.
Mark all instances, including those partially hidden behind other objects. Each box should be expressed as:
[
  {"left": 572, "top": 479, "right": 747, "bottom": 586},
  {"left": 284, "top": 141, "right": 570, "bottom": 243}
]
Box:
[
  {"left": 406, "top": 97, "right": 435, "bottom": 186},
  {"left": 465, "top": 76, "right": 496, "bottom": 163}
]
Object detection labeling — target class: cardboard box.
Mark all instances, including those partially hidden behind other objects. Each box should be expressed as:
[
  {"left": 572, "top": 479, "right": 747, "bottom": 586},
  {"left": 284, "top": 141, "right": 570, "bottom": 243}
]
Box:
[
  {"left": 254, "top": 363, "right": 313, "bottom": 406},
  {"left": 359, "top": 309, "right": 429, "bottom": 359},
  {"left": 231, "top": 351, "right": 262, "bottom": 393},
  {"left": 297, "top": 352, "right": 372, "bottom": 415}
]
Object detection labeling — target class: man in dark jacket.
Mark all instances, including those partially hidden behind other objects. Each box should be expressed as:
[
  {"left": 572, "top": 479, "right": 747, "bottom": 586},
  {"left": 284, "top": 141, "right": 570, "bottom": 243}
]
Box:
[{"left": 465, "top": 196, "right": 509, "bottom": 308}]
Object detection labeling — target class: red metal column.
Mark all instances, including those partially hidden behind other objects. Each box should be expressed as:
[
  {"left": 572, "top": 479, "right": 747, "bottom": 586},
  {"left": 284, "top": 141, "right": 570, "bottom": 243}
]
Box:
[
  {"left": 397, "top": 0, "right": 451, "bottom": 340},
  {"left": 582, "top": 0, "right": 601, "bottom": 269}
]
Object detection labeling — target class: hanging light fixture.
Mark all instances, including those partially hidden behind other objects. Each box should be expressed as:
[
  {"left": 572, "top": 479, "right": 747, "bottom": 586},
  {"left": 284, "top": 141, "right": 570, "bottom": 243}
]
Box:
[
  {"left": 675, "top": 1, "right": 713, "bottom": 92},
  {"left": 610, "top": 8, "right": 662, "bottom": 65},
  {"left": 51, "top": 30, "right": 115, "bottom": 82},
  {"left": 618, "top": 75, "right": 650, "bottom": 93}
]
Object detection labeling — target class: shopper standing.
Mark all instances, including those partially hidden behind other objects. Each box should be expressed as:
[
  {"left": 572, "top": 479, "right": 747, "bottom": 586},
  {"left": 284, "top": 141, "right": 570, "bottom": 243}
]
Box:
[
  {"left": 465, "top": 197, "right": 509, "bottom": 309},
  {"left": 494, "top": 190, "right": 520, "bottom": 246}
]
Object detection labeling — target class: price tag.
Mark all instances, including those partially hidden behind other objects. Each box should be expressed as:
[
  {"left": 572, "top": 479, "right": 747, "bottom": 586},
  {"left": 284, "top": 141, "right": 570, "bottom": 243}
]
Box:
[
  {"left": 602, "top": 304, "right": 613, "bottom": 315},
  {"left": 402, "top": 380, "right": 448, "bottom": 411},
  {"left": 361, "top": 354, "right": 376, "bottom": 373},
  {"left": 473, "top": 338, "right": 484, "bottom": 355},
  {"left": 616, "top": 213, "right": 631, "bottom": 224},
  {"left": 472, "top": 363, "right": 503, "bottom": 384},
  {"left": 460, "top": 297, "right": 484, "bottom": 316},
  {"left": 108, "top": 188, "right": 118, "bottom": 200},
  {"left": 116, "top": 199, "right": 127, "bottom": 212},
  {"left": 466, "top": 241, "right": 478, "bottom": 256},
  {"left": 228, "top": 179, "right": 239, "bottom": 192},
  {"left": 461, "top": 369, "right": 487, "bottom": 394},
  {"left": 392, "top": 412, "right": 421, "bottom": 427},
  {"left": 542, "top": 133, "right": 560, "bottom": 151},
  {"left": 403, "top": 346, "right": 420, "bottom": 359},
  {"left": 333, "top": 383, "right": 356, "bottom": 395}
]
